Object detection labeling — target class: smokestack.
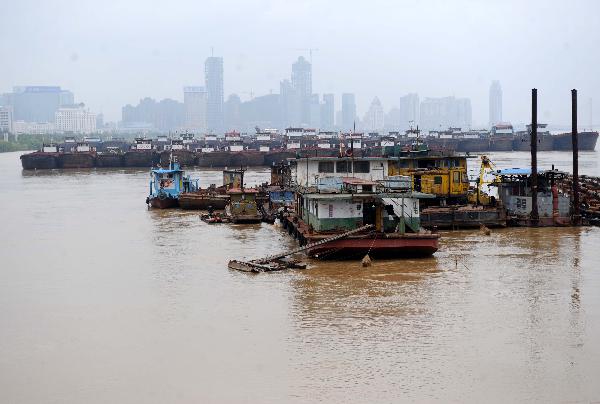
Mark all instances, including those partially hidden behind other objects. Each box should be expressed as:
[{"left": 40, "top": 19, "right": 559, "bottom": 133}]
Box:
[
  {"left": 530, "top": 89, "right": 539, "bottom": 225},
  {"left": 572, "top": 89, "right": 581, "bottom": 225}
]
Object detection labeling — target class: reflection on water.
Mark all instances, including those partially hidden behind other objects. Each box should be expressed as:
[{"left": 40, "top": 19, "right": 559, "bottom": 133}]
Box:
[{"left": 1, "top": 151, "right": 600, "bottom": 403}]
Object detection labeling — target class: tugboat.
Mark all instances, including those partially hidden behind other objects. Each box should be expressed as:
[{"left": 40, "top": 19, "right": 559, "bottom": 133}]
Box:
[{"left": 146, "top": 158, "right": 198, "bottom": 209}]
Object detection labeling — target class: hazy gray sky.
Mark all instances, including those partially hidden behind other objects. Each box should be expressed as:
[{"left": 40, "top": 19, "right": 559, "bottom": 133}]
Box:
[{"left": 1, "top": 0, "right": 599, "bottom": 127}]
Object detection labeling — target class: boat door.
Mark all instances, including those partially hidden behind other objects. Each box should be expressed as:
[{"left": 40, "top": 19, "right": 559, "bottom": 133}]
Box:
[
  {"left": 362, "top": 202, "right": 376, "bottom": 226},
  {"left": 450, "top": 169, "right": 462, "bottom": 195}
]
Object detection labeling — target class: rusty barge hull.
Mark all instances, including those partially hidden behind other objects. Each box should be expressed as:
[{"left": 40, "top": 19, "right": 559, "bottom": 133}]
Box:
[
  {"left": 123, "top": 151, "right": 159, "bottom": 167},
  {"left": 281, "top": 215, "right": 439, "bottom": 260},
  {"left": 58, "top": 153, "right": 96, "bottom": 169},
  {"left": 20, "top": 152, "right": 59, "bottom": 169},
  {"left": 96, "top": 154, "right": 124, "bottom": 167},
  {"left": 178, "top": 194, "right": 229, "bottom": 210},
  {"left": 159, "top": 150, "right": 196, "bottom": 167},
  {"left": 306, "top": 235, "right": 439, "bottom": 259},
  {"left": 149, "top": 197, "right": 179, "bottom": 209}
]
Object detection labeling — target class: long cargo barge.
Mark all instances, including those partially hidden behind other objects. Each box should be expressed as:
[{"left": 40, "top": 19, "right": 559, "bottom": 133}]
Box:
[{"left": 18, "top": 127, "right": 598, "bottom": 170}]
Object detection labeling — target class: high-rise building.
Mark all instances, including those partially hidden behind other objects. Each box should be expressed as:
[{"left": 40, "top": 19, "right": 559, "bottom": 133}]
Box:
[
  {"left": 335, "top": 110, "right": 343, "bottom": 128},
  {"left": 205, "top": 56, "right": 224, "bottom": 132},
  {"left": 399, "top": 93, "right": 419, "bottom": 130},
  {"left": 489, "top": 80, "right": 502, "bottom": 127},
  {"left": 121, "top": 97, "right": 184, "bottom": 132},
  {"left": 183, "top": 86, "right": 207, "bottom": 133},
  {"left": 240, "top": 94, "right": 281, "bottom": 130},
  {"left": 385, "top": 107, "right": 401, "bottom": 130},
  {"left": 291, "top": 56, "right": 312, "bottom": 125},
  {"left": 419, "top": 96, "right": 472, "bottom": 131},
  {"left": 341, "top": 93, "right": 356, "bottom": 130},
  {"left": 321, "top": 93, "right": 334, "bottom": 129},
  {"left": 0, "top": 106, "right": 13, "bottom": 133},
  {"left": 280, "top": 79, "right": 301, "bottom": 127},
  {"left": 363, "top": 97, "right": 385, "bottom": 131},
  {"left": 309, "top": 94, "right": 321, "bottom": 128},
  {"left": 9, "top": 86, "right": 72, "bottom": 123},
  {"left": 55, "top": 105, "right": 97, "bottom": 134},
  {"left": 224, "top": 94, "right": 242, "bottom": 130},
  {"left": 59, "top": 90, "right": 74, "bottom": 106}
]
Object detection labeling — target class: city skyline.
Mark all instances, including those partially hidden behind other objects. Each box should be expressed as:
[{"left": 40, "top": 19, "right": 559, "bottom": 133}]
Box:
[{"left": 1, "top": 0, "right": 598, "bottom": 128}]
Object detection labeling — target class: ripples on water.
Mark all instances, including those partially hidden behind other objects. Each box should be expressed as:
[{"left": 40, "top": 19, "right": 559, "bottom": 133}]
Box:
[{"left": 1, "top": 151, "right": 600, "bottom": 403}]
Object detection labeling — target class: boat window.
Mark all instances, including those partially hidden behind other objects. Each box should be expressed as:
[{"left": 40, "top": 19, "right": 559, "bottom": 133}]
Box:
[
  {"left": 336, "top": 161, "right": 351, "bottom": 173},
  {"left": 353, "top": 161, "right": 370, "bottom": 173},
  {"left": 318, "top": 161, "right": 334, "bottom": 173},
  {"left": 462, "top": 172, "right": 469, "bottom": 183},
  {"left": 434, "top": 176, "right": 442, "bottom": 185},
  {"left": 453, "top": 172, "right": 460, "bottom": 183},
  {"left": 362, "top": 184, "right": 373, "bottom": 192}
]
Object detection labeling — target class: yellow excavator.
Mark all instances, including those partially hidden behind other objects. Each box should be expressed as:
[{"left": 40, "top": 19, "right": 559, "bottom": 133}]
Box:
[{"left": 468, "top": 155, "right": 498, "bottom": 205}]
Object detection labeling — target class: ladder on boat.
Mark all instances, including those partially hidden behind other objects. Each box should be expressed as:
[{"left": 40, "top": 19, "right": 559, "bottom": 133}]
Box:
[{"left": 252, "top": 224, "right": 374, "bottom": 264}]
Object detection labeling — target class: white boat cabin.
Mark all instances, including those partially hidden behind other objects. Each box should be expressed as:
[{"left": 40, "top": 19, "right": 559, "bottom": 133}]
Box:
[{"left": 293, "top": 157, "right": 389, "bottom": 187}]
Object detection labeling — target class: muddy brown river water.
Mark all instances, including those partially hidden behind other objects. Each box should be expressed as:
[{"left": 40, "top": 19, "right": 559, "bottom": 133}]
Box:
[{"left": 1, "top": 150, "right": 600, "bottom": 403}]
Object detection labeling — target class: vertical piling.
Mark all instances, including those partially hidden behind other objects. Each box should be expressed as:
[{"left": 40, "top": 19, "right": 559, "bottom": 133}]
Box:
[
  {"left": 572, "top": 89, "right": 581, "bottom": 225},
  {"left": 530, "top": 89, "right": 539, "bottom": 225}
]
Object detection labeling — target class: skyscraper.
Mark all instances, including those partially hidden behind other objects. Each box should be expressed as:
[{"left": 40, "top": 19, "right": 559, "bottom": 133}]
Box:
[
  {"left": 280, "top": 79, "right": 301, "bottom": 127},
  {"left": 489, "top": 80, "right": 502, "bottom": 126},
  {"left": 399, "top": 93, "right": 419, "bottom": 130},
  {"left": 183, "top": 86, "right": 207, "bottom": 133},
  {"left": 341, "top": 93, "right": 356, "bottom": 130},
  {"left": 9, "top": 86, "right": 72, "bottom": 122},
  {"left": 309, "top": 94, "right": 321, "bottom": 128},
  {"left": 205, "top": 56, "right": 224, "bottom": 132},
  {"left": 291, "top": 56, "right": 312, "bottom": 125},
  {"left": 363, "top": 97, "right": 385, "bottom": 131},
  {"left": 419, "top": 96, "right": 472, "bottom": 131},
  {"left": 320, "top": 93, "right": 334, "bottom": 130}
]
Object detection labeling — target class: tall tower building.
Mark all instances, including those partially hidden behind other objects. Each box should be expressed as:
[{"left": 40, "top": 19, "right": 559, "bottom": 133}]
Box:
[
  {"left": 341, "top": 93, "right": 356, "bottom": 130},
  {"left": 489, "top": 80, "right": 502, "bottom": 127},
  {"left": 183, "top": 86, "right": 207, "bottom": 133},
  {"left": 291, "top": 56, "right": 312, "bottom": 125},
  {"left": 399, "top": 93, "right": 419, "bottom": 130},
  {"left": 205, "top": 56, "right": 224, "bottom": 132},
  {"left": 321, "top": 93, "right": 334, "bottom": 129}
]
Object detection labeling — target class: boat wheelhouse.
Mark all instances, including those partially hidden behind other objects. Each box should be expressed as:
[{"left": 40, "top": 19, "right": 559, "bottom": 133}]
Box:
[{"left": 147, "top": 161, "right": 198, "bottom": 209}]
